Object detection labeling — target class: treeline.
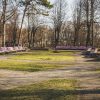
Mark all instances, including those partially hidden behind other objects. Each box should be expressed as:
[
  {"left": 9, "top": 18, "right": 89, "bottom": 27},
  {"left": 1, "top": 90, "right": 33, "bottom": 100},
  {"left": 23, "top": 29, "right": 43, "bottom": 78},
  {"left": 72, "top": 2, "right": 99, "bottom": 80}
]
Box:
[
  {"left": 72, "top": 0, "right": 100, "bottom": 47},
  {"left": 0, "top": 0, "right": 100, "bottom": 48},
  {"left": 0, "top": 0, "right": 52, "bottom": 48},
  {"left": 52, "top": 0, "right": 100, "bottom": 48}
]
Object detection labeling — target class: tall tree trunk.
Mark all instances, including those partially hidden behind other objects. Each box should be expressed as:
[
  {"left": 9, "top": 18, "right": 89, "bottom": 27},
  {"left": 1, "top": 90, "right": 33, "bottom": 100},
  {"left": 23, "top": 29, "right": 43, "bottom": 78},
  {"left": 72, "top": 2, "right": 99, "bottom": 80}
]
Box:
[
  {"left": 90, "top": 0, "right": 94, "bottom": 47},
  {"left": 18, "top": 4, "right": 27, "bottom": 45},
  {"left": 86, "top": 0, "right": 91, "bottom": 47},
  {"left": 2, "top": 0, "right": 7, "bottom": 47}
]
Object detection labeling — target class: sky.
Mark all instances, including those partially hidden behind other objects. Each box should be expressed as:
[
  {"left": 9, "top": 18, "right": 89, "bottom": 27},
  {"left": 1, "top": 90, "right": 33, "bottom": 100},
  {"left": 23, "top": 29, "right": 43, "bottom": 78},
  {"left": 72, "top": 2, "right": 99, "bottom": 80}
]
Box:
[
  {"left": 49, "top": 0, "right": 74, "bottom": 6},
  {"left": 49, "top": 0, "right": 75, "bottom": 20},
  {"left": 36, "top": 0, "right": 75, "bottom": 28}
]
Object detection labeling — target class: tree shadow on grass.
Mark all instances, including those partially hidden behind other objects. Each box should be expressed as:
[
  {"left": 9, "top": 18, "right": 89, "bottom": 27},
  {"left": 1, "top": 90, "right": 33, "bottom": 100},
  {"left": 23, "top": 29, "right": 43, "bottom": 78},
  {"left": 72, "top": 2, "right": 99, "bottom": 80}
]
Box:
[
  {"left": 86, "top": 58, "right": 100, "bottom": 62},
  {"left": 81, "top": 52, "right": 100, "bottom": 62},
  {"left": 0, "top": 89, "right": 100, "bottom": 100},
  {"left": 81, "top": 54, "right": 100, "bottom": 63}
]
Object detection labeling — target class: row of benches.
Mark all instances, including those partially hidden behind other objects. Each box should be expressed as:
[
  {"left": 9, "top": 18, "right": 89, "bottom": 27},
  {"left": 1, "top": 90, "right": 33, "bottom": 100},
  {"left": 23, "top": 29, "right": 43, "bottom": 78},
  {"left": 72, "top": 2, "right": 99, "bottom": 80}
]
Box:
[
  {"left": 56, "top": 46, "right": 88, "bottom": 50},
  {"left": 84, "top": 48, "right": 100, "bottom": 57},
  {"left": 0, "top": 46, "right": 26, "bottom": 54}
]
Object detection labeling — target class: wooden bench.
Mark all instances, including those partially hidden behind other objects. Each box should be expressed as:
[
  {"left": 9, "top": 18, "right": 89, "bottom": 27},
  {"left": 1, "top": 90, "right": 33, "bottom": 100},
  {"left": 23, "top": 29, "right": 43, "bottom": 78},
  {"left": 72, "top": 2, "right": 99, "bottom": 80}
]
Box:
[
  {"left": 90, "top": 48, "right": 98, "bottom": 57},
  {"left": 95, "top": 49, "right": 100, "bottom": 58},
  {"left": 83, "top": 48, "right": 92, "bottom": 55}
]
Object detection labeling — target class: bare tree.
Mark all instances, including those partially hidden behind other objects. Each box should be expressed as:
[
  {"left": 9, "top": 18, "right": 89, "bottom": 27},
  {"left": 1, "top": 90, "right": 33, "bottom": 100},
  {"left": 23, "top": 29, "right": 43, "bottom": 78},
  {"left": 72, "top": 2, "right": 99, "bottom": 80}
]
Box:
[
  {"left": 17, "top": 0, "right": 52, "bottom": 46},
  {"left": 52, "top": 0, "right": 67, "bottom": 48},
  {"left": 0, "top": 0, "right": 19, "bottom": 46},
  {"left": 72, "top": 0, "right": 100, "bottom": 47},
  {"left": 82, "top": 0, "right": 100, "bottom": 47},
  {"left": 73, "top": 0, "right": 82, "bottom": 46}
]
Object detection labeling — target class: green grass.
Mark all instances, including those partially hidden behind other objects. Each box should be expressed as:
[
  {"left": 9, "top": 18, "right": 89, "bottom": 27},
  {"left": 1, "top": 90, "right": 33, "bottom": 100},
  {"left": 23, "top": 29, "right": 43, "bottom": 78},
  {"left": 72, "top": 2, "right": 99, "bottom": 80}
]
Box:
[
  {"left": 0, "top": 79, "right": 78, "bottom": 100},
  {"left": 94, "top": 69, "right": 100, "bottom": 73},
  {"left": 0, "top": 50, "right": 76, "bottom": 72},
  {"left": 0, "top": 60, "right": 68, "bottom": 72},
  {"left": 10, "top": 51, "right": 75, "bottom": 61}
]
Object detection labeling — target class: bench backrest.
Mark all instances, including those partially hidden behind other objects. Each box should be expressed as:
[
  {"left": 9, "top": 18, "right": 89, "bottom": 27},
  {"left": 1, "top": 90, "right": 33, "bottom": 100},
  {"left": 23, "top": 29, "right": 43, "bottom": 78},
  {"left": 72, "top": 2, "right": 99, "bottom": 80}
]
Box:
[
  {"left": 94, "top": 48, "right": 98, "bottom": 53},
  {"left": 0, "top": 47, "right": 7, "bottom": 51},
  {"left": 87, "top": 48, "right": 92, "bottom": 51},
  {"left": 14, "top": 47, "right": 19, "bottom": 51},
  {"left": 7, "top": 47, "right": 14, "bottom": 51}
]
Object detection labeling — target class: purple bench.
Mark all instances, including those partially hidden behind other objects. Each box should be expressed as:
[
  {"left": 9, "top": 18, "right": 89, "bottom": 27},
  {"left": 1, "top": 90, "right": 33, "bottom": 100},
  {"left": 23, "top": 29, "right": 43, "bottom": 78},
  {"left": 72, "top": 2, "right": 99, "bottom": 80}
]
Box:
[
  {"left": 13, "top": 47, "right": 20, "bottom": 52},
  {"left": 56, "top": 46, "right": 87, "bottom": 50},
  {"left": 7, "top": 47, "right": 16, "bottom": 52},
  {"left": 0, "top": 48, "right": 5, "bottom": 53},
  {"left": 0, "top": 46, "right": 26, "bottom": 54},
  {"left": 18, "top": 46, "right": 26, "bottom": 51},
  {"left": 0, "top": 47, "right": 10, "bottom": 53}
]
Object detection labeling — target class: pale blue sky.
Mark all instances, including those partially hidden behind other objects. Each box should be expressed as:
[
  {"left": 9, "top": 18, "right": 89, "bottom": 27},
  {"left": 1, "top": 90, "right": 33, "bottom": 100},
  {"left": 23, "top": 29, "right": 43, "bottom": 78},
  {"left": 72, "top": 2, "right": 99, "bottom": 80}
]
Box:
[
  {"left": 49, "top": 0, "right": 75, "bottom": 18},
  {"left": 49, "top": 0, "right": 74, "bottom": 5}
]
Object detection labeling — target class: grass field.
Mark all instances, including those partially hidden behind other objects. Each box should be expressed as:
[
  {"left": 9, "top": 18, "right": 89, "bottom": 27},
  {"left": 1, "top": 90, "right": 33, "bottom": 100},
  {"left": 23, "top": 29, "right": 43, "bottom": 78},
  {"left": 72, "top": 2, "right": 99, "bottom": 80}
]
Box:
[
  {"left": 0, "top": 79, "right": 78, "bottom": 100},
  {"left": 0, "top": 50, "right": 76, "bottom": 72},
  {"left": 0, "top": 51, "right": 100, "bottom": 100}
]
